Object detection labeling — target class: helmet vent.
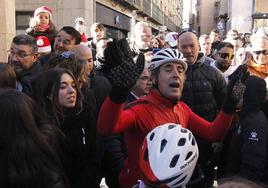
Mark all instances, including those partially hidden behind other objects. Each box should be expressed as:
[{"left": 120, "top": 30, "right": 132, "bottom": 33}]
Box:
[
  {"left": 181, "top": 128, "right": 187, "bottom": 133},
  {"left": 144, "top": 148, "right": 149, "bottom": 161},
  {"left": 185, "top": 151, "right": 193, "bottom": 160},
  {"left": 192, "top": 137, "right": 196, "bottom": 146},
  {"left": 173, "top": 175, "right": 187, "bottom": 187},
  {"left": 149, "top": 132, "right": 155, "bottom": 141},
  {"left": 165, "top": 50, "right": 173, "bottom": 57},
  {"left": 160, "top": 139, "right": 167, "bottom": 153},
  {"left": 178, "top": 138, "right": 186, "bottom": 146},
  {"left": 189, "top": 133, "right": 192, "bottom": 140},
  {"left": 168, "top": 124, "right": 176, "bottom": 129},
  {"left": 169, "top": 155, "right": 180, "bottom": 168}
]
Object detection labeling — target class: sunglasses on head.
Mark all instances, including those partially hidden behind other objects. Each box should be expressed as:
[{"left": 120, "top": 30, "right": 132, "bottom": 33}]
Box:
[
  {"left": 253, "top": 50, "right": 268, "bottom": 55},
  {"left": 218, "top": 52, "right": 234, "bottom": 60},
  {"left": 178, "top": 28, "right": 197, "bottom": 37}
]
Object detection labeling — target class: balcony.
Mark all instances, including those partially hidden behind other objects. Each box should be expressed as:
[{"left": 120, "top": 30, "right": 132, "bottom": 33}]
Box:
[
  {"left": 167, "top": 17, "right": 177, "bottom": 31},
  {"left": 119, "top": 0, "right": 141, "bottom": 9},
  {"left": 152, "top": 2, "right": 163, "bottom": 24},
  {"left": 142, "top": 0, "right": 151, "bottom": 17}
]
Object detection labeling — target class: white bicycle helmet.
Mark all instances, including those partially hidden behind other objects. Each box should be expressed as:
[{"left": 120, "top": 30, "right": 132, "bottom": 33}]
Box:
[
  {"left": 139, "top": 123, "right": 199, "bottom": 188},
  {"left": 149, "top": 48, "right": 188, "bottom": 72}
]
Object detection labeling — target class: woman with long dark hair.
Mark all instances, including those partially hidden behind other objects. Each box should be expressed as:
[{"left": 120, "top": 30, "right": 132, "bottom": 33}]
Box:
[
  {"left": 33, "top": 68, "right": 100, "bottom": 188},
  {"left": 0, "top": 89, "right": 67, "bottom": 188}
]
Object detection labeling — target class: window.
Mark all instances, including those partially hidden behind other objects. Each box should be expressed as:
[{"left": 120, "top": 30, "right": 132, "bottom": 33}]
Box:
[{"left": 16, "top": 11, "right": 33, "bottom": 35}]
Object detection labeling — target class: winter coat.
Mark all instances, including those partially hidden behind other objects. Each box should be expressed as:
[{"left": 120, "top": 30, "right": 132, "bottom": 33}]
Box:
[
  {"left": 17, "top": 61, "right": 43, "bottom": 96},
  {"left": 224, "top": 76, "right": 268, "bottom": 183}
]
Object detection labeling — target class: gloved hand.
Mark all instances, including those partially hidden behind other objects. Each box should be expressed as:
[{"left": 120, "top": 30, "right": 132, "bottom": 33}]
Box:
[
  {"left": 222, "top": 64, "right": 249, "bottom": 114},
  {"left": 104, "top": 39, "right": 145, "bottom": 103}
]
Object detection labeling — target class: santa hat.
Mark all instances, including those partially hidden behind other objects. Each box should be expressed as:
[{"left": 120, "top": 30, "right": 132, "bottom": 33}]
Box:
[
  {"left": 165, "top": 32, "right": 178, "bottom": 48},
  {"left": 35, "top": 36, "right": 51, "bottom": 53},
  {"left": 75, "top": 17, "right": 85, "bottom": 25},
  {"left": 34, "top": 6, "right": 52, "bottom": 19}
]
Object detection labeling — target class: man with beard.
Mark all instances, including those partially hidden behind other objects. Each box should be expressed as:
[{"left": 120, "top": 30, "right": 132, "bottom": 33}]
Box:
[
  {"left": 212, "top": 42, "right": 235, "bottom": 82},
  {"left": 8, "top": 34, "right": 42, "bottom": 96},
  {"left": 130, "top": 21, "right": 153, "bottom": 63}
]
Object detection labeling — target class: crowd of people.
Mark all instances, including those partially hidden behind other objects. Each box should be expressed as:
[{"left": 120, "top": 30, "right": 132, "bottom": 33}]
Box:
[{"left": 1, "top": 5, "right": 268, "bottom": 188}]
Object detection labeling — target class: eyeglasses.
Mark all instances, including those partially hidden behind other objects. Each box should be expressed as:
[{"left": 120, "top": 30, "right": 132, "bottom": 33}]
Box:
[
  {"left": 218, "top": 52, "right": 234, "bottom": 60},
  {"left": 178, "top": 28, "right": 197, "bottom": 37},
  {"left": 8, "top": 50, "right": 35, "bottom": 59},
  {"left": 55, "top": 36, "right": 72, "bottom": 46},
  {"left": 253, "top": 50, "right": 268, "bottom": 55}
]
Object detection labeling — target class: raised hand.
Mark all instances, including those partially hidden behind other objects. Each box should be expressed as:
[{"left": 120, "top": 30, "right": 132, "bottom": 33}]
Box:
[
  {"left": 223, "top": 64, "right": 249, "bottom": 113},
  {"left": 104, "top": 39, "right": 145, "bottom": 103}
]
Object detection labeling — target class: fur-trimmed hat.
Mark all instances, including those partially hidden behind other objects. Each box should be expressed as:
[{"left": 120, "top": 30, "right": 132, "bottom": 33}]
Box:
[{"left": 34, "top": 6, "right": 52, "bottom": 19}]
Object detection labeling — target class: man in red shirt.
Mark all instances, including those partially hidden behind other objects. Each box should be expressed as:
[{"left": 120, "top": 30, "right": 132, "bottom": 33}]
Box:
[{"left": 98, "top": 40, "right": 241, "bottom": 188}]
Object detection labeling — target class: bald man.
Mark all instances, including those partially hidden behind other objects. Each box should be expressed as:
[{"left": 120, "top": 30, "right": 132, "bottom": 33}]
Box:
[
  {"left": 177, "top": 29, "right": 227, "bottom": 188},
  {"left": 73, "top": 44, "right": 94, "bottom": 74}
]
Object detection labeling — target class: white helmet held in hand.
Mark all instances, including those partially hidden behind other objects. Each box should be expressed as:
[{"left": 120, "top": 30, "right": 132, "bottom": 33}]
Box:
[{"left": 139, "top": 123, "right": 199, "bottom": 188}]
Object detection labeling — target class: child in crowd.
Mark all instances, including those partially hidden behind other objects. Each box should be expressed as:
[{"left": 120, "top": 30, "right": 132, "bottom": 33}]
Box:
[{"left": 26, "top": 6, "right": 57, "bottom": 46}]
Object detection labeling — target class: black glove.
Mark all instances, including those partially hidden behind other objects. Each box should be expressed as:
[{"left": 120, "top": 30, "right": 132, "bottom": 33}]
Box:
[
  {"left": 104, "top": 39, "right": 145, "bottom": 103},
  {"left": 222, "top": 64, "right": 249, "bottom": 114}
]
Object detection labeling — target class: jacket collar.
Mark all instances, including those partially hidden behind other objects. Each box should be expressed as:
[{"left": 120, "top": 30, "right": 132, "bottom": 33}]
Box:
[
  {"left": 189, "top": 52, "right": 205, "bottom": 69},
  {"left": 146, "top": 89, "right": 178, "bottom": 108},
  {"left": 17, "top": 61, "right": 42, "bottom": 81}
]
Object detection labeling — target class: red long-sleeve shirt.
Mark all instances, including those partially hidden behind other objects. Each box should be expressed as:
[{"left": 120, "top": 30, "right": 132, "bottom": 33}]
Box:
[{"left": 98, "top": 90, "right": 233, "bottom": 188}]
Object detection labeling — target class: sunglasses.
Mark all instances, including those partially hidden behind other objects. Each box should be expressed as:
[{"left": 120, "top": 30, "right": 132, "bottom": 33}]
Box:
[
  {"left": 178, "top": 28, "right": 197, "bottom": 37},
  {"left": 218, "top": 52, "right": 234, "bottom": 60},
  {"left": 253, "top": 50, "right": 268, "bottom": 55}
]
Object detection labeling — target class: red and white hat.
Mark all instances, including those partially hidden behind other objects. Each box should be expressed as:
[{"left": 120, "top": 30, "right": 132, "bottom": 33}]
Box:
[
  {"left": 34, "top": 6, "right": 52, "bottom": 19},
  {"left": 35, "top": 36, "right": 51, "bottom": 53}
]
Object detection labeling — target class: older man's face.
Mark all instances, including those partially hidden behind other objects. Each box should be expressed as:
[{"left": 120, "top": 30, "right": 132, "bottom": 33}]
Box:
[
  {"left": 9, "top": 43, "right": 38, "bottom": 73},
  {"left": 252, "top": 38, "right": 268, "bottom": 65},
  {"left": 54, "top": 30, "right": 77, "bottom": 53},
  {"left": 178, "top": 32, "right": 199, "bottom": 65},
  {"left": 134, "top": 27, "right": 152, "bottom": 50}
]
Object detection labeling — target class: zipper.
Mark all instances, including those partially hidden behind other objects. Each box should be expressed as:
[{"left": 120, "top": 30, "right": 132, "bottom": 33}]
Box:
[{"left": 81, "top": 128, "right": 86, "bottom": 145}]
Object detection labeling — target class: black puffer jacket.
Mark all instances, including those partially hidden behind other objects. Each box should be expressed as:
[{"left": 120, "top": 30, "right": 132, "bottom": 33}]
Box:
[
  {"left": 182, "top": 53, "right": 227, "bottom": 187},
  {"left": 181, "top": 53, "right": 227, "bottom": 121}
]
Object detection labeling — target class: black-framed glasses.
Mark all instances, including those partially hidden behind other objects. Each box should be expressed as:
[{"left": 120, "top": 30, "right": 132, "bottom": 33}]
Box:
[
  {"left": 7, "top": 50, "right": 35, "bottom": 59},
  {"left": 253, "top": 50, "right": 268, "bottom": 55},
  {"left": 218, "top": 52, "right": 234, "bottom": 60},
  {"left": 178, "top": 28, "right": 197, "bottom": 37}
]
